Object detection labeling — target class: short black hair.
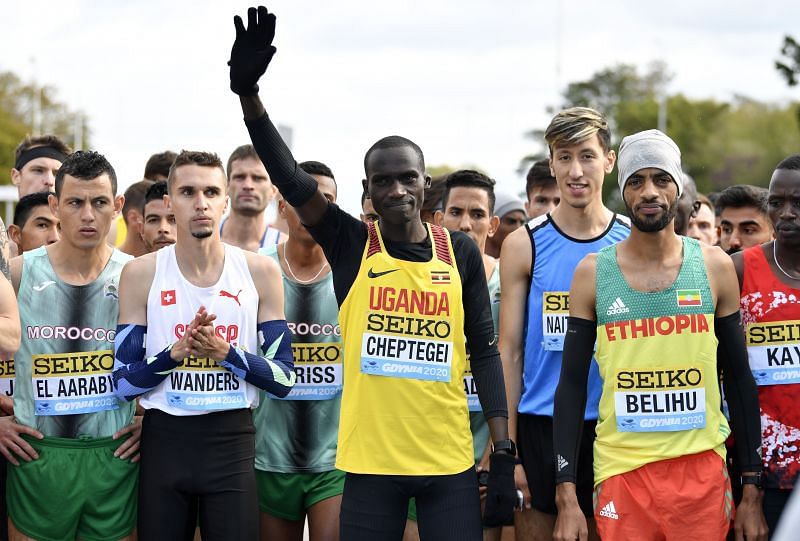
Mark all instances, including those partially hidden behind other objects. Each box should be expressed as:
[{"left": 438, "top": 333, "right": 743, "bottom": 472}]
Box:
[
  {"left": 13, "top": 191, "right": 51, "bottom": 228},
  {"left": 525, "top": 159, "right": 556, "bottom": 197},
  {"left": 144, "top": 151, "right": 177, "bottom": 180},
  {"left": 715, "top": 185, "right": 768, "bottom": 216},
  {"left": 142, "top": 181, "right": 169, "bottom": 214},
  {"left": 298, "top": 160, "right": 336, "bottom": 186},
  {"left": 55, "top": 150, "right": 118, "bottom": 198},
  {"left": 422, "top": 175, "right": 447, "bottom": 215},
  {"left": 442, "top": 170, "right": 497, "bottom": 214},
  {"left": 226, "top": 144, "right": 260, "bottom": 180},
  {"left": 363, "top": 136, "right": 425, "bottom": 175},
  {"left": 122, "top": 180, "right": 155, "bottom": 223},
  {"left": 776, "top": 153, "right": 800, "bottom": 171}
]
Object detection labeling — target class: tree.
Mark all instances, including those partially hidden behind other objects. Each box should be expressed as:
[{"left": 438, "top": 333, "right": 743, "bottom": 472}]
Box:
[
  {"left": 0, "top": 70, "right": 90, "bottom": 185},
  {"left": 776, "top": 35, "right": 800, "bottom": 87}
]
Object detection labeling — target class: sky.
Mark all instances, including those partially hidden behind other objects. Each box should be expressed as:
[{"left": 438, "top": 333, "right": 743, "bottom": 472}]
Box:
[{"left": 1, "top": 0, "right": 797, "bottom": 214}]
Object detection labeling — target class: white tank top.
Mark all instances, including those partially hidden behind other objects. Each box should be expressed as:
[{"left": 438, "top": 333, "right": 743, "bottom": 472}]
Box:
[{"left": 140, "top": 243, "right": 260, "bottom": 416}]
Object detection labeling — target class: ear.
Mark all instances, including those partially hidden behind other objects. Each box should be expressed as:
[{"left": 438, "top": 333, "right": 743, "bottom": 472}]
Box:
[
  {"left": 126, "top": 208, "right": 142, "bottom": 226},
  {"left": 114, "top": 195, "right": 125, "bottom": 217},
  {"left": 278, "top": 198, "right": 287, "bottom": 216},
  {"left": 604, "top": 149, "right": 617, "bottom": 174},
  {"left": 487, "top": 215, "right": 500, "bottom": 238},
  {"left": 48, "top": 193, "right": 59, "bottom": 218},
  {"left": 548, "top": 155, "right": 555, "bottom": 178},
  {"left": 10, "top": 168, "right": 21, "bottom": 187},
  {"left": 164, "top": 194, "right": 172, "bottom": 211},
  {"left": 433, "top": 209, "right": 444, "bottom": 226},
  {"left": 424, "top": 174, "right": 432, "bottom": 189},
  {"left": 7, "top": 224, "right": 21, "bottom": 248},
  {"left": 361, "top": 179, "right": 368, "bottom": 197}
]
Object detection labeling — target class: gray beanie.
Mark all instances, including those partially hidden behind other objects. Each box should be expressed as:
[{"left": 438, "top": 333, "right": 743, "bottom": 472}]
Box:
[
  {"left": 494, "top": 191, "right": 527, "bottom": 218},
  {"left": 617, "top": 129, "right": 683, "bottom": 197}
]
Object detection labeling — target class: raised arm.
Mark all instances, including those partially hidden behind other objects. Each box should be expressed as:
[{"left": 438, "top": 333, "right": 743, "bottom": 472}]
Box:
[{"left": 229, "top": 6, "right": 329, "bottom": 226}]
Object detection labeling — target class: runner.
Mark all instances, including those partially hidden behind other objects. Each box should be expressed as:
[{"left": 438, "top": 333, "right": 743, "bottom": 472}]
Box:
[
  {"left": 7, "top": 192, "right": 60, "bottom": 254},
  {"left": 500, "top": 107, "right": 629, "bottom": 541},
  {"left": 717, "top": 185, "right": 773, "bottom": 254},
  {"left": 10, "top": 135, "right": 70, "bottom": 197},
  {"left": 360, "top": 193, "right": 379, "bottom": 224},
  {"left": 255, "top": 160, "right": 343, "bottom": 541},
  {"left": 112, "top": 150, "right": 296, "bottom": 541},
  {"left": 138, "top": 180, "right": 176, "bottom": 253},
  {"left": 525, "top": 159, "right": 560, "bottom": 219},
  {"left": 435, "top": 169, "right": 506, "bottom": 541},
  {"left": 229, "top": 7, "right": 517, "bottom": 539},
  {"left": 552, "top": 129, "right": 766, "bottom": 541},
  {"left": 484, "top": 192, "right": 526, "bottom": 259},
  {"left": 731, "top": 154, "right": 800, "bottom": 534},
  {"left": 3, "top": 150, "right": 140, "bottom": 541},
  {"left": 116, "top": 180, "right": 155, "bottom": 257},
  {"left": 221, "top": 144, "right": 287, "bottom": 251},
  {"left": 687, "top": 193, "right": 718, "bottom": 246}
]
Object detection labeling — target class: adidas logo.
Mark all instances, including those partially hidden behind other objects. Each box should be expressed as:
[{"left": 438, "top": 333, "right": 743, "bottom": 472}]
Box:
[
  {"left": 599, "top": 501, "right": 619, "bottom": 520},
  {"left": 557, "top": 454, "right": 569, "bottom": 471},
  {"left": 606, "top": 297, "right": 630, "bottom": 316}
]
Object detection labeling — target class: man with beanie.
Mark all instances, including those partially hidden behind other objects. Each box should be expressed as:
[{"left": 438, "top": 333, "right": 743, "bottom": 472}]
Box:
[
  {"left": 552, "top": 129, "right": 766, "bottom": 541},
  {"left": 485, "top": 192, "right": 527, "bottom": 258}
]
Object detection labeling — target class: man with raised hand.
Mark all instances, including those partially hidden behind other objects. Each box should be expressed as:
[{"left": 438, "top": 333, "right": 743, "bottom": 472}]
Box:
[
  {"left": 112, "top": 150, "right": 295, "bottom": 541},
  {"left": 552, "top": 130, "right": 766, "bottom": 541},
  {"left": 731, "top": 154, "right": 800, "bottom": 534},
  {"left": 229, "top": 7, "right": 516, "bottom": 540},
  {"left": 3, "top": 150, "right": 139, "bottom": 541},
  {"left": 500, "top": 107, "right": 629, "bottom": 541}
]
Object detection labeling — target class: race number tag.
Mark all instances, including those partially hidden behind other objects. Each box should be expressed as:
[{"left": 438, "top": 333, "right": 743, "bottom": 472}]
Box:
[
  {"left": 543, "top": 292, "right": 569, "bottom": 351},
  {"left": 746, "top": 320, "right": 800, "bottom": 386},
  {"left": 280, "top": 343, "right": 343, "bottom": 400},
  {"left": 166, "top": 356, "right": 248, "bottom": 411},
  {"left": 360, "top": 333, "right": 453, "bottom": 382},
  {"left": 32, "top": 350, "right": 120, "bottom": 415},
  {"left": 464, "top": 358, "right": 480, "bottom": 411},
  {"left": 614, "top": 366, "right": 706, "bottom": 432},
  {"left": 0, "top": 359, "right": 14, "bottom": 397}
]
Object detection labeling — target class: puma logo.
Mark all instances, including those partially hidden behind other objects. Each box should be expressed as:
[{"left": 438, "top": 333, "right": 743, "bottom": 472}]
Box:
[{"left": 219, "top": 289, "right": 242, "bottom": 306}]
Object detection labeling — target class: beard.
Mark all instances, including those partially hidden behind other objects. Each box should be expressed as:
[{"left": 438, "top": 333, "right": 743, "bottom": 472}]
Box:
[
  {"left": 726, "top": 246, "right": 741, "bottom": 255},
  {"left": 191, "top": 229, "right": 213, "bottom": 239},
  {"left": 625, "top": 199, "right": 678, "bottom": 233}
]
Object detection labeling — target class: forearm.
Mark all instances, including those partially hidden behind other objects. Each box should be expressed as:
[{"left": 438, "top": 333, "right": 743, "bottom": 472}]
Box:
[
  {"left": 0, "top": 317, "right": 20, "bottom": 358},
  {"left": 716, "top": 311, "right": 762, "bottom": 471},
  {"left": 553, "top": 317, "right": 595, "bottom": 485},
  {"left": 112, "top": 324, "right": 180, "bottom": 401},
  {"left": 219, "top": 320, "right": 296, "bottom": 397},
  {"left": 500, "top": 343, "right": 523, "bottom": 441}
]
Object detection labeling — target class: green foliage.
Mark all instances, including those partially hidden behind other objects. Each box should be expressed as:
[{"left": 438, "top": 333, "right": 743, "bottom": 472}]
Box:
[
  {"left": 776, "top": 35, "right": 800, "bottom": 87},
  {"left": 525, "top": 62, "right": 800, "bottom": 205},
  {"left": 0, "top": 70, "right": 90, "bottom": 185}
]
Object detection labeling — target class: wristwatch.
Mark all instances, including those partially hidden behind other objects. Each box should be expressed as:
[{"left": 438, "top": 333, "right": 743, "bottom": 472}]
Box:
[
  {"left": 740, "top": 472, "right": 763, "bottom": 489},
  {"left": 492, "top": 439, "right": 517, "bottom": 456}
]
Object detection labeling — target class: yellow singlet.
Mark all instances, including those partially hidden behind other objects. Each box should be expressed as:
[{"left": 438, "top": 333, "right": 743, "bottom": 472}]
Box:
[{"left": 336, "top": 222, "right": 473, "bottom": 475}]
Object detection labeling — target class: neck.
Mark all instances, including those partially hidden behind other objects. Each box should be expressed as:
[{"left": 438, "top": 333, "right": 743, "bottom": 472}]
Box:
[
  {"left": 284, "top": 235, "right": 327, "bottom": 270},
  {"left": 482, "top": 252, "right": 497, "bottom": 281},
  {"left": 222, "top": 211, "right": 267, "bottom": 242},
  {"left": 379, "top": 218, "right": 428, "bottom": 243},
  {"left": 625, "top": 226, "right": 683, "bottom": 260},
  {"left": 550, "top": 200, "right": 613, "bottom": 240},
  {"left": 174, "top": 232, "right": 226, "bottom": 285},
  {"left": 773, "top": 240, "right": 800, "bottom": 278},
  {"left": 47, "top": 241, "right": 112, "bottom": 285},
  {"left": 119, "top": 234, "right": 148, "bottom": 257}
]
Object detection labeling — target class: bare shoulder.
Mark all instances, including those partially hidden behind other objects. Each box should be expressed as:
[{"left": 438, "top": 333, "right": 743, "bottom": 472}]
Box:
[
  {"left": 243, "top": 250, "right": 281, "bottom": 284},
  {"left": 569, "top": 254, "right": 598, "bottom": 320},
  {"left": 9, "top": 255, "right": 23, "bottom": 292},
  {"left": 574, "top": 253, "right": 598, "bottom": 281},
  {"left": 120, "top": 252, "right": 157, "bottom": 289},
  {"left": 701, "top": 244, "right": 736, "bottom": 278},
  {"left": 499, "top": 225, "right": 532, "bottom": 275}
]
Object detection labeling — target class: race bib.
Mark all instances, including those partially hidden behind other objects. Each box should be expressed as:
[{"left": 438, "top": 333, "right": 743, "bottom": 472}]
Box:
[
  {"left": 543, "top": 292, "right": 569, "bottom": 351},
  {"left": 746, "top": 321, "right": 800, "bottom": 385},
  {"left": 464, "top": 358, "right": 480, "bottom": 411},
  {"left": 281, "top": 342, "right": 343, "bottom": 400},
  {"left": 614, "top": 366, "right": 706, "bottom": 432},
  {"left": 0, "top": 359, "right": 14, "bottom": 397},
  {"left": 166, "top": 356, "right": 248, "bottom": 411},
  {"left": 32, "top": 350, "right": 120, "bottom": 415}
]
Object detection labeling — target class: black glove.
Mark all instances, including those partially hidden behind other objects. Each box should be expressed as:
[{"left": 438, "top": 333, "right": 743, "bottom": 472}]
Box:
[
  {"left": 483, "top": 452, "right": 516, "bottom": 527},
  {"left": 229, "top": 6, "right": 278, "bottom": 96}
]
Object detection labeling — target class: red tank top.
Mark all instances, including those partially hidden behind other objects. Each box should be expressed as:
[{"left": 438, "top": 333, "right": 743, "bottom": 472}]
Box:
[{"left": 741, "top": 245, "right": 800, "bottom": 489}]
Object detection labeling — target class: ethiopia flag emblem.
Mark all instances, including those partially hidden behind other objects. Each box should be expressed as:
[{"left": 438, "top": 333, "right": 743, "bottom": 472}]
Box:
[{"left": 676, "top": 289, "right": 702, "bottom": 307}]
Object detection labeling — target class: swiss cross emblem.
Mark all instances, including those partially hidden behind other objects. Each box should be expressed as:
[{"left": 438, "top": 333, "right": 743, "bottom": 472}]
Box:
[{"left": 161, "top": 290, "right": 176, "bottom": 306}]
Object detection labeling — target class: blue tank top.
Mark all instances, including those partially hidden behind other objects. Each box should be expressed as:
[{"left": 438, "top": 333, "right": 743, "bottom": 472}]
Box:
[{"left": 519, "top": 213, "right": 630, "bottom": 419}]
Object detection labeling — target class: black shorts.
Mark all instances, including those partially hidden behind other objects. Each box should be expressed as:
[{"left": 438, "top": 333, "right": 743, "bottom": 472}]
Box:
[{"left": 518, "top": 413, "right": 595, "bottom": 516}]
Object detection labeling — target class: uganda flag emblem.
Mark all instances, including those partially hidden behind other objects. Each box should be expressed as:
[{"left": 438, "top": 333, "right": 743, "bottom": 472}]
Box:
[
  {"left": 676, "top": 289, "right": 702, "bottom": 307},
  {"left": 431, "top": 271, "right": 451, "bottom": 285}
]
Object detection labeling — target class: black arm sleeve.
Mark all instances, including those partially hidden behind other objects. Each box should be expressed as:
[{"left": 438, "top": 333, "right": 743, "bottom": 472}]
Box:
[
  {"left": 244, "top": 112, "right": 319, "bottom": 207},
  {"left": 716, "top": 311, "right": 762, "bottom": 472},
  {"left": 452, "top": 233, "right": 507, "bottom": 420},
  {"left": 553, "top": 317, "right": 596, "bottom": 484}
]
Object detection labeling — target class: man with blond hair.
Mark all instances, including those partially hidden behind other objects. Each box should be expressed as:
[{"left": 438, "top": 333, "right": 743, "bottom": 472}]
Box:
[{"left": 500, "top": 107, "right": 629, "bottom": 541}]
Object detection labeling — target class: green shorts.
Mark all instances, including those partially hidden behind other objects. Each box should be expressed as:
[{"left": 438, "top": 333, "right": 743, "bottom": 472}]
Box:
[
  {"left": 6, "top": 434, "right": 138, "bottom": 541},
  {"left": 256, "top": 469, "right": 345, "bottom": 521}
]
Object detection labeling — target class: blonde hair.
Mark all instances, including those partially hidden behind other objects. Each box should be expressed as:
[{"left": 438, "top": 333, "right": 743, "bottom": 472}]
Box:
[{"left": 544, "top": 107, "right": 611, "bottom": 153}]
